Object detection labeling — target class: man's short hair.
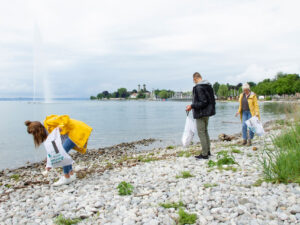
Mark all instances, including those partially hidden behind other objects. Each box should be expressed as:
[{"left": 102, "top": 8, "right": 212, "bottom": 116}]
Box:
[{"left": 193, "top": 72, "right": 202, "bottom": 79}]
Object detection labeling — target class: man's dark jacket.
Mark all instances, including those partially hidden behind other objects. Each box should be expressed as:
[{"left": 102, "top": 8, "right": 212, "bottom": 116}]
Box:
[{"left": 191, "top": 80, "right": 216, "bottom": 119}]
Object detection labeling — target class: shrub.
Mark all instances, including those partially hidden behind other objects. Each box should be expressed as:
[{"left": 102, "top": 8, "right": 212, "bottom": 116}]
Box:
[{"left": 117, "top": 181, "right": 134, "bottom": 195}]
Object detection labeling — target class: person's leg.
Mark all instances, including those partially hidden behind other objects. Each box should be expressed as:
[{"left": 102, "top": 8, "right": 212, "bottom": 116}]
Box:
[
  {"left": 242, "top": 111, "right": 248, "bottom": 143},
  {"left": 196, "top": 117, "right": 209, "bottom": 157},
  {"left": 62, "top": 138, "right": 76, "bottom": 178},
  {"left": 204, "top": 117, "right": 211, "bottom": 155}
]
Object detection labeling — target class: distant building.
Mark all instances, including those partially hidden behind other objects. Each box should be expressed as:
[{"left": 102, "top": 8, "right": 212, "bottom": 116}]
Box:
[{"left": 130, "top": 93, "right": 138, "bottom": 99}]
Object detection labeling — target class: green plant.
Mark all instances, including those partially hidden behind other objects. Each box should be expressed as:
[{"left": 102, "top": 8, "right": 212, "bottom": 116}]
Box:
[
  {"left": 261, "top": 123, "right": 300, "bottom": 184},
  {"left": 53, "top": 214, "right": 82, "bottom": 225},
  {"left": 166, "top": 145, "right": 175, "bottom": 149},
  {"left": 105, "top": 162, "right": 113, "bottom": 169},
  {"left": 216, "top": 151, "right": 236, "bottom": 166},
  {"left": 177, "top": 151, "right": 192, "bottom": 157},
  {"left": 4, "top": 184, "right": 12, "bottom": 188},
  {"left": 10, "top": 174, "right": 20, "bottom": 181},
  {"left": 159, "top": 201, "right": 185, "bottom": 209},
  {"left": 176, "top": 171, "right": 194, "bottom": 179},
  {"left": 178, "top": 208, "right": 197, "bottom": 225},
  {"left": 253, "top": 179, "right": 264, "bottom": 187},
  {"left": 231, "top": 148, "right": 242, "bottom": 154},
  {"left": 117, "top": 181, "right": 134, "bottom": 195},
  {"left": 208, "top": 160, "right": 216, "bottom": 167},
  {"left": 203, "top": 183, "right": 218, "bottom": 188}
]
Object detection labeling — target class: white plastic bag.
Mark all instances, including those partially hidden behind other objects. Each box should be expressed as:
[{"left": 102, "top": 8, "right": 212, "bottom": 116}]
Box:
[
  {"left": 182, "top": 114, "right": 197, "bottom": 147},
  {"left": 245, "top": 116, "right": 265, "bottom": 136},
  {"left": 44, "top": 127, "right": 73, "bottom": 168}
]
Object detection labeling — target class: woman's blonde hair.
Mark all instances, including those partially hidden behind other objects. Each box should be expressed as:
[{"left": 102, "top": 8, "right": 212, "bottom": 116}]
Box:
[{"left": 25, "top": 120, "right": 47, "bottom": 147}]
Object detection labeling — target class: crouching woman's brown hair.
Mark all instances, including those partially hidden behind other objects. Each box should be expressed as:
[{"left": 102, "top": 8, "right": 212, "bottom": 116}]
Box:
[{"left": 25, "top": 120, "right": 48, "bottom": 147}]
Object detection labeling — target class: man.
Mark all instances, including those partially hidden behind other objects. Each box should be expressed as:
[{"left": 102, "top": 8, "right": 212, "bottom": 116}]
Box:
[{"left": 186, "top": 72, "right": 216, "bottom": 159}]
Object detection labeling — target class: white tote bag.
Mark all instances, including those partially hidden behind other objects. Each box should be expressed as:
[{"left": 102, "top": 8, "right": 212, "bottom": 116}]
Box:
[
  {"left": 182, "top": 113, "right": 197, "bottom": 147},
  {"left": 44, "top": 127, "right": 73, "bottom": 168},
  {"left": 245, "top": 116, "right": 265, "bottom": 136}
]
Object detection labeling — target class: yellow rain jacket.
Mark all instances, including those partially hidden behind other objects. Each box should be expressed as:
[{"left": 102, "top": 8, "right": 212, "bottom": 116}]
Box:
[
  {"left": 44, "top": 115, "right": 93, "bottom": 154},
  {"left": 238, "top": 92, "right": 260, "bottom": 121}
]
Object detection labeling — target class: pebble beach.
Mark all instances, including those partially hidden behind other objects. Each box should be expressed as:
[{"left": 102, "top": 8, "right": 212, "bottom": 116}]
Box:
[{"left": 0, "top": 121, "right": 299, "bottom": 225}]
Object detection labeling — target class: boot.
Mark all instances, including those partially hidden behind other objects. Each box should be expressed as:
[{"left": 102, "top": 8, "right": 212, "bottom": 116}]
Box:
[
  {"left": 242, "top": 140, "right": 247, "bottom": 145},
  {"left": 247, "top": 139, "right": 252, "bottom": 146}
]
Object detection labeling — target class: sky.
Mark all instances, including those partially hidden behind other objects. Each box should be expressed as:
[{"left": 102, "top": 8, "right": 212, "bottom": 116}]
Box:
[{"left": 0, "top": 0, "right": 300, "bottom": 98}]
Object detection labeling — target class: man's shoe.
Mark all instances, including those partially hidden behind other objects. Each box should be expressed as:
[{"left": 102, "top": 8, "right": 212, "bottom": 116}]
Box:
[
  {"left": 195, "top": 154, "right": 209, "bottom": 160},
  {"left": 208, "top": 151, "right": 211, "bottom": 156},
  {"left": 242, "top": 140, "right": 247, "bottom": 145},
  {"left": 53, "top": 176, "right": 73, "bottom": 186},
  {"left": 247, "top": 140, "right": 252, "bottom": 146}
]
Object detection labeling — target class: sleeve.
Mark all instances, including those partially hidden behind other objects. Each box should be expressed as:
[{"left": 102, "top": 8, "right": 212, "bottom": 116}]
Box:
[
  {"left": 253, "top": 95, "right": 260, "bottom": 116},
  {"left": 191, "top": 87, "right": 209, "bottom": 109},
  {"left": 238, "top": 94, "right": 242, "bottom": 113},
  {"left": 44, "top": 115, "right": 70, "bottom": 135}
]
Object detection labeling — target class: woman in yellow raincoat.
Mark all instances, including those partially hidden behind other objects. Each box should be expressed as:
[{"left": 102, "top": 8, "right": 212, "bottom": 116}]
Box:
[
  {"left": 25, "top": 115, "right": 92, "bottom": 186},
  {"left": 235, "top": 83, "right": 260, "bottom": 146}
]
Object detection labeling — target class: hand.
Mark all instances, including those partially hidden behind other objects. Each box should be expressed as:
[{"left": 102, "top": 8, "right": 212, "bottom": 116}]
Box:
[
  {"left": 186, "top": 105, "right": 192, "bottom": 112},
  {"left": 235, "top": 112, "right": 239, "bottom": 117}
]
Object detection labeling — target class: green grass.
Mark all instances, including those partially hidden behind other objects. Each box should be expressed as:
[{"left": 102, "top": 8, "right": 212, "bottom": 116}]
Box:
[
  {"left": 208, "top": 151, "right": 237, "bottom": 168},
  {"left": 177, "top": 151, "right": 192, "bottom": 157},
  {"left": 178, "top": 208, "right": 197, "bottom": 225},
  {"left": 166, "top": 145, "right": 175, "bottom": 149},
  {"left": 10, "top": 174, "right": 20, "bottom": 181},
  {"left": 253, "top": 179, "right": 264, "bottom": 187},
  {"left": 208, "top": 160, "right": 216, "bottom": 167},
  {"left": 219, "top": 166, "right": 238, "bottom": 172},
  {"left": 203, "top": 183, "right": 218, "bottom": 188},
  {"left": 53, "top": 215, "right": 82, "bottom": 225},
  {"left": 159, "top": 201, "right": 185, "bottom": 209},
  {"left": 117, "top": 181, "right": 134, "bottom": 195},
  {"left": 137, "top": 155, "right": 158, "bottom": 162},
  {"left": 4, "top": 184, "right": 12, "bottom": 188},
  {"left": 216, "top": 151, "right": 236, "bottom": 166},
  {"left": 176, "top": 171, "right": 194, "bottom": 179},
  {"left": 261, "top": 123, "right": 300, "bottom": 184},
  {"left": 231, "top": 148, "right": 242, "bottom": 154}
]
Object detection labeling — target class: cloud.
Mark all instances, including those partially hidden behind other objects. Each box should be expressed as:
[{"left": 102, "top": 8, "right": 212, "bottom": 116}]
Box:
[{"left": 0, "top": 0, "right": 300, "bottom": 97}]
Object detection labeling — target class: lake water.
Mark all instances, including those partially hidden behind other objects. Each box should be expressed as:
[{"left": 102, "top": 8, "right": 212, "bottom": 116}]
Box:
[{"left": 0, "top": 100, "right": 286, "bottom": 170}]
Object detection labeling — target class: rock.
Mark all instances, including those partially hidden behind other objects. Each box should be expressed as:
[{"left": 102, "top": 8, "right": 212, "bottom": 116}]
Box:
[
  {"left": 238, "top": 198, "right": 251, "bottom": 205},
  {"left": 278, "top": 212, "right": 288, "bottom": 221},
  {"left": 94, "top": 201, "right": 104, "bottom": 208}
]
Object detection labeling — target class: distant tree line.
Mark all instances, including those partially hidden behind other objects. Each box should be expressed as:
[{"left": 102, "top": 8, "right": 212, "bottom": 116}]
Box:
[{"left": 213, "top": 73, "right": 300, "bottom": 99}]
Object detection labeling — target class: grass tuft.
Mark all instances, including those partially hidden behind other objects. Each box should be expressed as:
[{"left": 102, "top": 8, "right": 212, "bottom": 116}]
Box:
[
  {"left": 203, "top": 183, "right": 218, "bottom": 188},
  {"left": 159, "top": 201, "right": 185, "bottom": 209},
  {"left": 117, "top": 181, "right": 134, "bottom": 195},
  {"left": 53, "top": 214, "right": 82, "bottom": 225},
  {"left": 253, "top": 179, "right": 264, "bottom": 187},
  {"left": 166, "top": 145, "right": 175, "bottom": 149},
  {"left": 177, "top": 151, "right": 192, "bottom": 157},
  {"left": 178, "top": 208, "right": 197, "bottom": 225},
  {"left": 261, "top": 122, "right": 300, "bottom": 184},
  {"left": 10, "top": 174, "right": 20, "bottom": 181},
  {"left": 231, "top": 148, "right": 242, "bottom": 154},
  {"left": 176, "top": 171, "right": 194, "bottom": 179}
]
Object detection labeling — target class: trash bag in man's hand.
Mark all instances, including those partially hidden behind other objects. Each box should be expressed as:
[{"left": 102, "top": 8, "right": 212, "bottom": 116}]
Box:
[
  {"left": 44, "top": 127, "right": 73, "bottom": 168},
  {"left": 182, "top": 113, "right": 197, "bottom": 147}
]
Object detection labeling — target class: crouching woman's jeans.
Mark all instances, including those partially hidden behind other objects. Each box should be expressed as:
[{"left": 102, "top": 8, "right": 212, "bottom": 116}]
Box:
[
  {"left": 62, "top": 138, "right": 75, "bottom": 174},
  {"left": 242, "top": 110, "right": 254, "bottom": 140}
]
